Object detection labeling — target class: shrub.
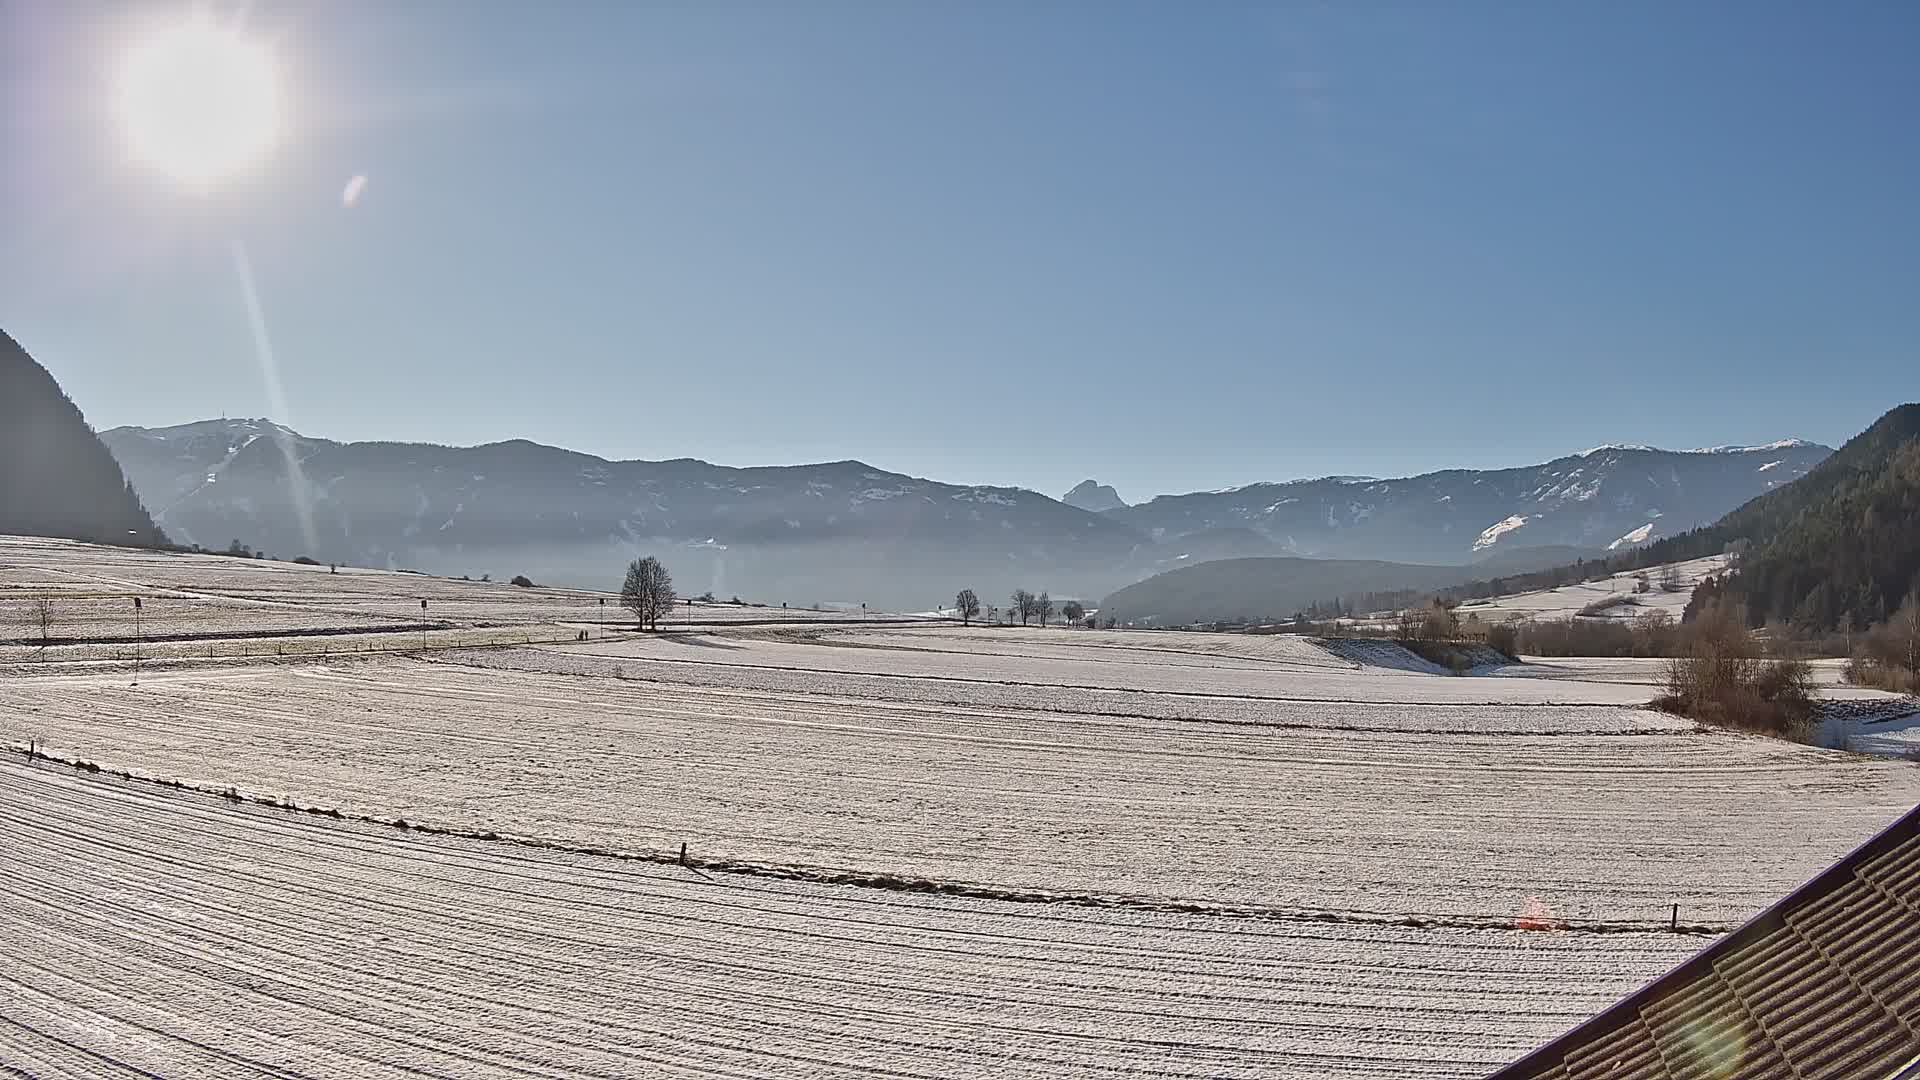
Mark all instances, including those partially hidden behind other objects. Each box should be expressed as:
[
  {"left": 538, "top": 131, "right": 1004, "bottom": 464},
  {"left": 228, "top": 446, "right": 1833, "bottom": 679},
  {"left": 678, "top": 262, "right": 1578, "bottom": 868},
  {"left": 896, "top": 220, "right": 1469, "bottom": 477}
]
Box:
[
  {"left": 1407, "top": 640, "right": 1473, "bottom": 674},
  {"left": 1848, "top": 596, "right": 1920, "bottom": 692},
  {"left": 292, "top": 555, "right": 320, "bottom": 566},
  {"left": 510, "top": 575, "right": 534, "bottom": 588},
  {"left": 1846, "top": 657, "right": 1919, "bottom": 694},
  {"left": 1396, "top": 600, "right": 1457, "bottom": 642},
  {"left": 1578, "top": 595, "right": 1637, "bottom": 617},
  {"left": 1485, "top": 622, "right": 1520, "bottom": 660},
  {"left": 1656, "top": 602, "right": 1817, "bottom": 737}
]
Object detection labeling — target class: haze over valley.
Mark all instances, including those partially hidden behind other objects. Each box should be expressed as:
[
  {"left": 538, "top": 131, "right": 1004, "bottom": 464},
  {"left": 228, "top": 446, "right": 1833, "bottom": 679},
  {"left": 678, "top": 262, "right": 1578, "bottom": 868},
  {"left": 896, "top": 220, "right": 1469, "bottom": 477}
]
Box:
[{"left": 103, "top": 413, "right": 1828, "bottom": 611}]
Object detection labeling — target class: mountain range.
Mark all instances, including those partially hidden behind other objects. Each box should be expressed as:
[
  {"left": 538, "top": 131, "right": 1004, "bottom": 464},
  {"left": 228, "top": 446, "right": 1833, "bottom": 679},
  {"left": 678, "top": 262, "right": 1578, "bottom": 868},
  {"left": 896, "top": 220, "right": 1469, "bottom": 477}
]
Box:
[
  {"left": 100, "top": 417, "right": 1831, "bottom": 610},
  {"left": 1099, "top": 440, "right": 1830, "bottom": 565},
  {"left": 1108, "top": 404, "right": 1919, "bottom": 630},
  {"left": 101, "top": 419, "right": 1140, "bottom": 609}
]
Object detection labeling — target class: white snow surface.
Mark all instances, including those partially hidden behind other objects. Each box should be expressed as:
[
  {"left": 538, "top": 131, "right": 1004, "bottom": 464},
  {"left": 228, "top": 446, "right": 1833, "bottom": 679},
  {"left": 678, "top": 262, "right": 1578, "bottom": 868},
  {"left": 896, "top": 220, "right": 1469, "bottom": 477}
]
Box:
[
  {"left": 1607, "top": 522, "right": 1656, "bottom": 549},
  {"left": 1472, "top": 513, "right": 1529, "bottom": 551},
  {"left": 4, "top": 535, "right": 1920, "bottom": 1077},
  {"left": 0, "top": 760, "right": 1706, "bottom": 1079},
  {"left": 1687, "top": 438, "right": 1813, "bottom": 454},
  {"left": 1453, "top": 554, "right": 1729, "bottom": 624}
]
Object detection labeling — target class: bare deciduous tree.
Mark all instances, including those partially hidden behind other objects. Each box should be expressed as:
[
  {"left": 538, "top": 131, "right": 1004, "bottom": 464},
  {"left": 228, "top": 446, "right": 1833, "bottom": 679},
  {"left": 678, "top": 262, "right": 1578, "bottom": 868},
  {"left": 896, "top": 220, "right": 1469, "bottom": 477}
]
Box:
[
  {"left": 954, "top": 589, "right": 980, "bottom": 626},
  {"left": 1657, "top": 565, "right": 1685, "bottom": 593},
  {"left": 621, "top": 557, "right": 675, "bottom": 631},
  {"left": 31, "top": 597, "right": 53, "bottom": 649},
  {"left": 1397, "top": 599, "right": 1457, "bottom": 642},
  {"left": 1010, "top": 589, "right": 1035, "bottom": 626},
  {"left": 1859, "top": 592, "right": 1920, "bottom": 690},
  {"left": 1062, "top": 600, "right": 1085, "bottom": 627},
  {"left": 1662, "top": 599, "right": 1815, "bottom": 734},
  {"left": 1893, "top": 596, "right": 1920, "bottom": 678},
  {"left": 1036, "top": 591, "right": 1054, "bottom": 628}
]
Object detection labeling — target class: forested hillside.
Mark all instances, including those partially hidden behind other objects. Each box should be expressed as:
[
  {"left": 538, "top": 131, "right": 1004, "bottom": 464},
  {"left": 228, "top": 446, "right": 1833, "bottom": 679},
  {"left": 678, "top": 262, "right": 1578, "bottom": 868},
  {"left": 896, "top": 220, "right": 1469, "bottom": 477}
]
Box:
[
  {"left": 1686, "top": 405, "right": 1920, "bottom": 631},
  {"left": 0, "top": 330, "right": 165, "bottom": 547},
  {"left": 1095, "top": 546, "right": 1591, "bottom": 626},
  {"left": 1435, "top": 405, "right": 1919, "bottom": 633}
]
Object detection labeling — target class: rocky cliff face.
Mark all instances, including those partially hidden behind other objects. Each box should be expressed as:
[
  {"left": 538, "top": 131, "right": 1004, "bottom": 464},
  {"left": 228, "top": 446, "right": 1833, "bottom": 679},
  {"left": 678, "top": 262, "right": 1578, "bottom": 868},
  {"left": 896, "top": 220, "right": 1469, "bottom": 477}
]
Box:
[{"left": 1062, "top": 479, "right": 1126, "bottom": 513}]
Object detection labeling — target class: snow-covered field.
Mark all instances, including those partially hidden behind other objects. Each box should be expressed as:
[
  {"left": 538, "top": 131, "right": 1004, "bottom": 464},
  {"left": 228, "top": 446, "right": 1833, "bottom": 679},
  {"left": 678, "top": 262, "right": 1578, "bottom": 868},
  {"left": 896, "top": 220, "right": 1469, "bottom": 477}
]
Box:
[
  {"left": 9, "top": 647, "right": 1918, "bottom": 926},
  {"left": 3, "top": 538, "right": 1919, "bottom": 1078},
  {"left": 0, "top": 535, "right": 937, "bottom": 656},
  {"left": 562, "top": 629, "right": 1661, "bottom": 705},
  {"left": 1450, "top": 554, "right": 1729, "bottom": 624},
  {"left": 0, "top": 761, "right": 1703, "bottom": 1079}
]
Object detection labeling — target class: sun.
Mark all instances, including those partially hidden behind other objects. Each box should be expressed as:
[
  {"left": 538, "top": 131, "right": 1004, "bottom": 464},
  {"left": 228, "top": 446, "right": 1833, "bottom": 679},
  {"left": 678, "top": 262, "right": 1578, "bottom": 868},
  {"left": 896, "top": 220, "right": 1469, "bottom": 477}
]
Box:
[{"left": 117, "top": 18, "right": 281, "bottom": 187}]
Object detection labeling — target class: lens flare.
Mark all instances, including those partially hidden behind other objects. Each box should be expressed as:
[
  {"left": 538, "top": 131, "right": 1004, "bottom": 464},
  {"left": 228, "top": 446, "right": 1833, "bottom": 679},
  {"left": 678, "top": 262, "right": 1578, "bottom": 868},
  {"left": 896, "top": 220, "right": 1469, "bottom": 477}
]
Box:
[
  {"left": 229, "top": 240, "right": 317, "bottom": 554},
  {"left": 1515, "top": 895, "right": 1563, "bottom": 931}
]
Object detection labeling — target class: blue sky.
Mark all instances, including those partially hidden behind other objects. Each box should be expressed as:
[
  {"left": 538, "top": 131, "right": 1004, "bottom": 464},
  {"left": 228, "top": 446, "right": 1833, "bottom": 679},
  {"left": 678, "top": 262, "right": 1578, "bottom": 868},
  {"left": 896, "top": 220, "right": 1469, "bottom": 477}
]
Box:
[{"left": 3, "top": 1, "right": 1915, "bottom": 502}]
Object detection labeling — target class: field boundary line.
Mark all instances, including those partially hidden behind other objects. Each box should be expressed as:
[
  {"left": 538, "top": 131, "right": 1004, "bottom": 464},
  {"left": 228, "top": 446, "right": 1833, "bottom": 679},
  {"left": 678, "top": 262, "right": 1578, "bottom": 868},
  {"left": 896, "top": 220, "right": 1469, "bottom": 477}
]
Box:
[
  {"left": 426, "top": 650, "right": 1694, "bottom": 736},
  {"left": 474, "top": 646, "right": 1652, "bottom": 710}
]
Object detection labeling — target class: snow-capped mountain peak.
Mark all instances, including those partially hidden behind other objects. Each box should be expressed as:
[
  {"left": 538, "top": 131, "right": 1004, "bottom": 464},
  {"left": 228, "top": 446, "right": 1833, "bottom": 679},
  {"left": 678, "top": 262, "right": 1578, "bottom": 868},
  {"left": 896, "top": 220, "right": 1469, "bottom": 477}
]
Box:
[{"left": 1686, "top": 438, "right": 1815, "bottom": 454}]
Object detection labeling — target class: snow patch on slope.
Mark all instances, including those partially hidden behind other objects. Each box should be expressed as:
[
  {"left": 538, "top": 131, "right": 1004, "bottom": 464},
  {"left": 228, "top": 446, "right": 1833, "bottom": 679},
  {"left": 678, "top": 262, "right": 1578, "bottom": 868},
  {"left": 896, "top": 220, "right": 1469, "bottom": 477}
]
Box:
[
  {"left": 1608, "top": 522, "right": 1655, "bottom": 550},
  {"left": 1472, "top": 514, "right": 1529, "bottom": 551},
  {"left": 1688, "top": 438, "right": 1813, "bottom": 454}
]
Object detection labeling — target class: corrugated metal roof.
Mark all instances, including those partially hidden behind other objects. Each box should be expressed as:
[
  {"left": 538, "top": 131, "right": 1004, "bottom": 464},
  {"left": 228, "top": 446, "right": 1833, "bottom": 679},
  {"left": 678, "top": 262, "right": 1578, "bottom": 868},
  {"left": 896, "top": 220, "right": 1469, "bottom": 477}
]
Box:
[{"left": 1489, "top": 803, "right": 1920, "bottom": 1080}]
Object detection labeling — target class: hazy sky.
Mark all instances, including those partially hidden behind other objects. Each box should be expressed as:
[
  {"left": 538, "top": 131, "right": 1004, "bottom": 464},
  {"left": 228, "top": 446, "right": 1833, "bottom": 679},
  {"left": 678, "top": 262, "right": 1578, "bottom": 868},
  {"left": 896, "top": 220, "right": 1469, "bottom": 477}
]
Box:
[{"left": 3, "top": 1, "right": 1915, "bottom": 502}]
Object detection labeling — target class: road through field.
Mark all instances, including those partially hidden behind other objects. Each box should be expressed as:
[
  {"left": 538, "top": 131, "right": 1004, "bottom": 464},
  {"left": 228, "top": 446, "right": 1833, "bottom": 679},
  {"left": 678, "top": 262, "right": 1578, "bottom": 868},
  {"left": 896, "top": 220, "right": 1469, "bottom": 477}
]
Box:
[{"left": 0, "top": 760, "right": 1704, "bottom": 1079}]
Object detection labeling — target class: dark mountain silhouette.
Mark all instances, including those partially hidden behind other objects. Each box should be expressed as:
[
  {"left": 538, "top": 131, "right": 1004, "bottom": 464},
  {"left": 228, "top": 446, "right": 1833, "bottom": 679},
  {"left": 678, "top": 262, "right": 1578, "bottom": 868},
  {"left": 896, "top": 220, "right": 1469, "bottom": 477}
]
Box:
[{"left": 0, "top": 330, "right": 164, "bottom": 547}]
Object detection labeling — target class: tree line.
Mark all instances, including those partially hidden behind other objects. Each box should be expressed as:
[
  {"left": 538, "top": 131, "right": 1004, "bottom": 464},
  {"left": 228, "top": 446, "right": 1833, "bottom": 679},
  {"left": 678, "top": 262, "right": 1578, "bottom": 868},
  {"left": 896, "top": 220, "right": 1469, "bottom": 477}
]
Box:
[{"left": 951, "top": 588, "right": 1086, "bottom": 628}]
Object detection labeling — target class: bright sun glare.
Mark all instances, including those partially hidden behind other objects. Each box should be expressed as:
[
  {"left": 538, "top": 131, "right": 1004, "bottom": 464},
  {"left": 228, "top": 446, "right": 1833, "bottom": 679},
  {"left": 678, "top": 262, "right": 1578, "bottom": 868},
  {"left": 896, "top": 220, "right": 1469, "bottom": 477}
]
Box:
[{"left": 118, "top": 18, "right": 280, "bottom": 187}]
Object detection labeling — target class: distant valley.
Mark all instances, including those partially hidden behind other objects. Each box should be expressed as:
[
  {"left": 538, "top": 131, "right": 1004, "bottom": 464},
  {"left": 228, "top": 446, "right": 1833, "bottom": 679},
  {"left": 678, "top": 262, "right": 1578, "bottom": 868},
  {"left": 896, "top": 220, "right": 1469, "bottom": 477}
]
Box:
[{"left": 103, "top": 417, "right": 1829, "bottom": 611}]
